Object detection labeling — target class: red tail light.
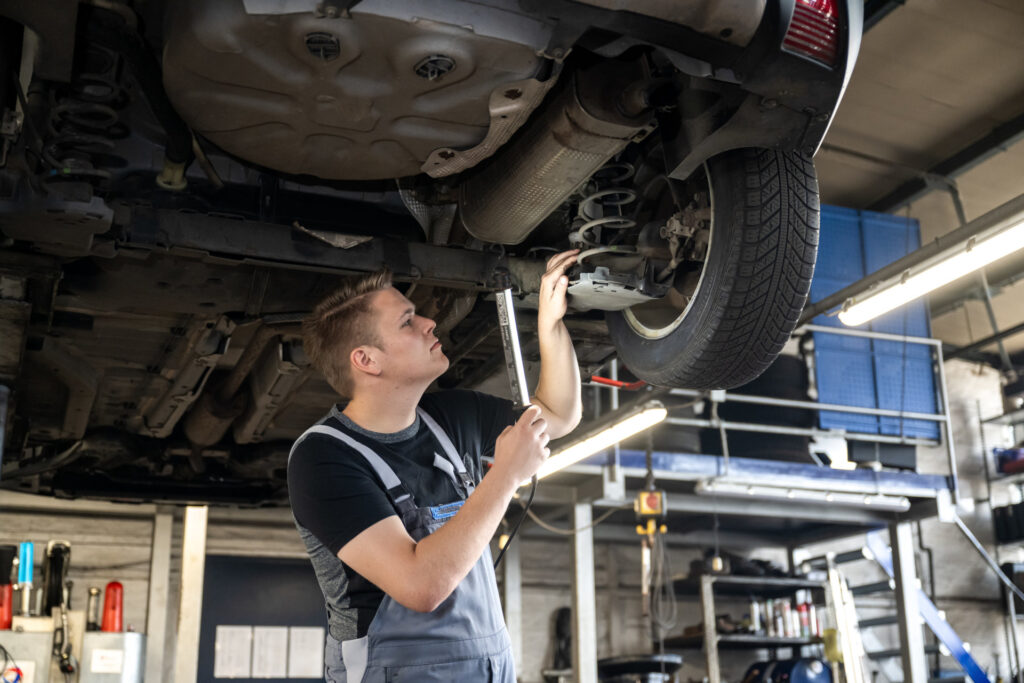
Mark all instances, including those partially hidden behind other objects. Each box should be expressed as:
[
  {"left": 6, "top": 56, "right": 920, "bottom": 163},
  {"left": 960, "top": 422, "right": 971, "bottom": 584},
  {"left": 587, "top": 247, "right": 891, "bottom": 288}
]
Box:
[{"left": 783, "top": 0, "right": 840, "bottom": 67}]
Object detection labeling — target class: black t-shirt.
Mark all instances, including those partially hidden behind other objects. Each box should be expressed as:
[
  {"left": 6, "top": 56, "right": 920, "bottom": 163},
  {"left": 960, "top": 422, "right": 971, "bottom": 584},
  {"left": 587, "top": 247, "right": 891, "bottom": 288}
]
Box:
[{"left": 288, "top": 389, "right": 514, "bottom": 633}]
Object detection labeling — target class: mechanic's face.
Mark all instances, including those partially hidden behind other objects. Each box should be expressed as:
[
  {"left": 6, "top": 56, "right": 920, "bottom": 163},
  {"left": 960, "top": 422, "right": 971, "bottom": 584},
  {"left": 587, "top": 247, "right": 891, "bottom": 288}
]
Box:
[{"left": 370, "top": 287, "right": 449, "bottom": 384}]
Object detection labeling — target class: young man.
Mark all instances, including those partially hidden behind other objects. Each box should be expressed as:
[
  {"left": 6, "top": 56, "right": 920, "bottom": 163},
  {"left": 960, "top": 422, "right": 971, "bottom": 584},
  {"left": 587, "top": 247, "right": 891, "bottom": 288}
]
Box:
[{"left": 289, "top": 250, "right": 583, "bottom": 682}]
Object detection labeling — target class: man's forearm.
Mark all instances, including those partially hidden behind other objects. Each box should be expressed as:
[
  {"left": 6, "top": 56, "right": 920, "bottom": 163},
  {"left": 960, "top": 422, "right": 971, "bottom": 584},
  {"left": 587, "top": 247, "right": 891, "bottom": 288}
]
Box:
[
  {"left": 533, "top": 320, "right": 582, "bottom": 439},
  {"left": 409, "top": 466, "right": 518, "bottom": 610}
]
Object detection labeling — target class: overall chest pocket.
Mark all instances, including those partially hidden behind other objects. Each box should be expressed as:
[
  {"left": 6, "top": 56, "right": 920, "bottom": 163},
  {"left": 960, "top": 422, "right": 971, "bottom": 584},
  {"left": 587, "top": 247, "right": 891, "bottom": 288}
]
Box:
[{"left": 385, "top": 655, "right": 495, "bottom": 683}]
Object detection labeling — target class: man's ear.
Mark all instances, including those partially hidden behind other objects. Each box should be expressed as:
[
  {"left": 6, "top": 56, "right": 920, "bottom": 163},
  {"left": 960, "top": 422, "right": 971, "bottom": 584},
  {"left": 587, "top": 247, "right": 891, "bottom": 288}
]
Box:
[{"left": 350, "top": 345, "right": 383, "bottom": 378}]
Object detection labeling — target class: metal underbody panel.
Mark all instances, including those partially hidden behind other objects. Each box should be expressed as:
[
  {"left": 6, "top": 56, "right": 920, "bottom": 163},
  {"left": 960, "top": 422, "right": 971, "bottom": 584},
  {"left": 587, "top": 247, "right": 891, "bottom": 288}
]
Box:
[
  {"left": 567, "top": 267, "right": 661, "bottom": 312},
  {"left": 572, "top": 0, "right": 766, "bottom": 46},
  {"left": 162, "top": 0, "right": 556, "bottom": 180}
]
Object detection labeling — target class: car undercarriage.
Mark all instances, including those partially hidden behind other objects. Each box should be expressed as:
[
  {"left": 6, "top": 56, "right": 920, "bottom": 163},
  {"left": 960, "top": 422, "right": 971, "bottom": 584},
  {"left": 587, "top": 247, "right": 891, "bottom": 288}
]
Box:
[{"left": 0, "top": 0, "right": 861, "bottom": 503}]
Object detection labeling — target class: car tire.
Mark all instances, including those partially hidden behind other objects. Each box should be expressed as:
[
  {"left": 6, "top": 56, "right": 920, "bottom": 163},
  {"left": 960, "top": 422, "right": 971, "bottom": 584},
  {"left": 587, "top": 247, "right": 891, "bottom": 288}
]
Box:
[{"left": 606, "top": 147, "right": 819, "bottom": 389}]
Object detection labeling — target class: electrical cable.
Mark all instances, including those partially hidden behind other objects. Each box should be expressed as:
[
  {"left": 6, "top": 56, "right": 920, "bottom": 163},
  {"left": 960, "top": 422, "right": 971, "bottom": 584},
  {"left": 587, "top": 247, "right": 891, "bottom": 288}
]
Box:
[
  {"left": 522, "top": 502, "right": 632, "bottom": 536},
  {"left": 952, "top": 513, "right": 1024, "bottom": 605},
  {"left": 649, "top": 530, "right": 678, "bottom": 641},
  {"left": 493, "top": 476, "right": 536, "bottom": 569},
  {"left": 589, "top": 375, "right": 647, "bottom": 391},
  {"left": 0, "top": 643, "right": 23, "bottom": 683}
]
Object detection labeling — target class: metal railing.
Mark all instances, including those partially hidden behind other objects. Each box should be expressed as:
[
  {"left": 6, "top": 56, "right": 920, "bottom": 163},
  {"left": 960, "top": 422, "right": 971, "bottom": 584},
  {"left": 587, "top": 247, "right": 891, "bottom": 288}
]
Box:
[{"left": 590, "top": 324, "right": 960, "bottom": 503}]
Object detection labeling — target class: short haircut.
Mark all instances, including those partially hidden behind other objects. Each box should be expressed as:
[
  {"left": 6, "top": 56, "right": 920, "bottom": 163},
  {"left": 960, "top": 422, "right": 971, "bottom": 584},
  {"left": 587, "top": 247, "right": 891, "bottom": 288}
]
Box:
[{"left": 302, "top": 270, "right": 393, "bottom": 399}]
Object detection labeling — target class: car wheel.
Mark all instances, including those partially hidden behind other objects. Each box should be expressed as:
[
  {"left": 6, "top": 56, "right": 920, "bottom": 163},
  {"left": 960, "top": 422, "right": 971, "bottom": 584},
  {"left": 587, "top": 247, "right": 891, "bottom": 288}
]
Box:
[{"left": 606, "top": 147, "right": 819, "bottom": 389}]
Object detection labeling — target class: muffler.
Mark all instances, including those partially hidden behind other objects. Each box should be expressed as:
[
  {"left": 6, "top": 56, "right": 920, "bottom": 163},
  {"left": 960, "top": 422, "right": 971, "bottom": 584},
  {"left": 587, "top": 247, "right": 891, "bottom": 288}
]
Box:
[{"left": 457, "top": 61, "right": 656, "bottom": 245}]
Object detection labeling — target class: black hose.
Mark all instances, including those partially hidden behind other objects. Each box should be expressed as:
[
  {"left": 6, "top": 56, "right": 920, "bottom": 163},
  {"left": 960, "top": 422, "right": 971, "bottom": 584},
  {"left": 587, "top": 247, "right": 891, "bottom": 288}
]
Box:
[
  {"left": 953, "top": 514, "right": 1024, "bottom": 604},
  {"left": 493, "top": 476, "right": 537, "bottom": 570}
]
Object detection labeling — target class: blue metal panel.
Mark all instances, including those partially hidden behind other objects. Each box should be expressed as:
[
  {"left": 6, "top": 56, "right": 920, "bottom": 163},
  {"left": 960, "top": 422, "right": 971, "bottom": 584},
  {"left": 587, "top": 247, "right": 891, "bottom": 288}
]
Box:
[
  {"left": 813, "top": 206, "right": 880, "bottom": 433},
  {"left": 811, "top": 206, "right": 939, "bottom": 439}
]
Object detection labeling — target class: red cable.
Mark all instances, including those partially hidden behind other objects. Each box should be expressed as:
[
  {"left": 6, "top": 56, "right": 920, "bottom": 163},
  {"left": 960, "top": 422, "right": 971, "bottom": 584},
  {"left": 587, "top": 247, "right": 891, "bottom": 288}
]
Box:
[{"left": 589, "top": 375, "right": 647, "bottom": 390}]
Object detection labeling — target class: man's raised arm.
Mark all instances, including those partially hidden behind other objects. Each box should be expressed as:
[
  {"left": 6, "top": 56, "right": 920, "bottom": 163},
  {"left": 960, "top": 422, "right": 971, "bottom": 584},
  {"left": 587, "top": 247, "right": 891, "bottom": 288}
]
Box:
[{"left": 531, "top": 250, "right": 583, "bottom": 439}]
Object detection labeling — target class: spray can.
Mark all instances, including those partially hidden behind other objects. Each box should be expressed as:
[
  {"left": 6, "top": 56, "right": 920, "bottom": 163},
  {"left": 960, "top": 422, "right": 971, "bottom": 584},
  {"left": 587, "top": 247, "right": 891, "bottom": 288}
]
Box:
[
  {"left": 87, "top": 587, "right": 102, "bottom": 631},
  {"left": 750, "top": 599, "right": 762, "bottom": 634},
  {"left": 17, "top": 542, "right": 33, "bottom": 616},
  {"left": 101, "top": 581, "right": 124, "bottom": 632},
  {"left": 780, "top": 599, "right": 793, "bottom": 637},
  {"left": 0, "top": 584, "right": 11, "bottom": 629}
]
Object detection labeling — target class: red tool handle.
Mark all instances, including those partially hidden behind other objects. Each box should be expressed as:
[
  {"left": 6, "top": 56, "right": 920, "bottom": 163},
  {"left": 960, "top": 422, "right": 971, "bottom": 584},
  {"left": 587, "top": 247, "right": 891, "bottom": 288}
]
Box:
[
  {"left": 0, "top": 583, "right": 12, "bottom": 629},
  {"left": 101, "top": 581, "right": 123, "bottom": 632}
]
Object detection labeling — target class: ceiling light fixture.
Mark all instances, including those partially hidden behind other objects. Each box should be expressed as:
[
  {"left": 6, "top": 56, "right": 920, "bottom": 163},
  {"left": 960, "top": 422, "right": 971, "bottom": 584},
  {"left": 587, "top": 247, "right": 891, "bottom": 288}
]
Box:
[
  {"left": 532, "top": 400, "right": 667, "bottom": 482},
  {"left": 838, "top": 216, "right": 1024, "bottom": 326}
]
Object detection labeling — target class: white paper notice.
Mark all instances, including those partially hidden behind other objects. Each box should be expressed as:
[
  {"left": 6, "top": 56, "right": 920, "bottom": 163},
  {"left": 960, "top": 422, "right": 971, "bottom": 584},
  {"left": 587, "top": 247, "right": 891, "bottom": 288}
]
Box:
[
  {"left": 214, "top": 625, "right": 253, "bottom": 678},
  {"left": 287, "top": 626, "right": 325, "bottom": 678},
  {"left": 91, "top": 649, "right": 125, "bottom": 674},
  {"left": 251, "top": 626, "right": 289, "bottom": 678}
]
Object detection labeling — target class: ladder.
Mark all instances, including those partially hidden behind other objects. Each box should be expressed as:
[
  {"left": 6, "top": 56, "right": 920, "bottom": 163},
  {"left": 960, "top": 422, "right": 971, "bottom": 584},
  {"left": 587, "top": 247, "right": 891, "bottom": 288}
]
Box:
[
  {"left": 825, "top": 558, "right": 870, "bottom": 683},
  {"left": 863, "top": 531, "right": 989, "bottom": 683}
]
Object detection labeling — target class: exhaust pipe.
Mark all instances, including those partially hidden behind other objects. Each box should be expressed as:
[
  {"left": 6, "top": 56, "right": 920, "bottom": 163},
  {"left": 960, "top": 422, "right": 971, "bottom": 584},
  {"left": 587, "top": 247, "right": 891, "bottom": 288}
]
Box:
[{"left": 457, "top": 60, "right": 655, "bottom": 245}]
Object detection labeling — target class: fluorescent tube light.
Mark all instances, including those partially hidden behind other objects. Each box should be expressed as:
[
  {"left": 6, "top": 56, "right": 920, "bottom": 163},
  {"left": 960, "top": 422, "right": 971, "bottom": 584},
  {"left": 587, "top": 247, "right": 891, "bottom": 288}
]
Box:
[
  {"left": 533, "top": 400, "right": 667, "bottom": 481},
  {"left": 695, "top": 479, "right": 911, "bottom": 512},
  {"left": 838, "top": 217, "right": 1024, "bottom": 326}
]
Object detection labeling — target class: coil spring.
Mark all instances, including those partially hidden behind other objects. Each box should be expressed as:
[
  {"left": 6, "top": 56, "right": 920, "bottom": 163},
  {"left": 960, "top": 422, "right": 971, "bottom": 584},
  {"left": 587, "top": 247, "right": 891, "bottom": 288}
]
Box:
[
  {"left": 42, "top": 47, "right": 126, "bottom": 185},
  {"left": 572, "top": 162, "right": 640, "bottom": 264}
]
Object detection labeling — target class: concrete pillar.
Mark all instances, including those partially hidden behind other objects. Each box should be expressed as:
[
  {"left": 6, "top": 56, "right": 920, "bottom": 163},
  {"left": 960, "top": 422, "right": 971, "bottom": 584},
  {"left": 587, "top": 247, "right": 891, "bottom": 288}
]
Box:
[
  {"left": 572, "top": 502, "right": 597, "bottom": 683},
  {"left": 145, "top": 508, "right": 174, "bottom": 683},
  {"left": 891, "top": 521, "right": 927, "bottom": 683},
  {"left": 501, "top": 535, "right": 523, "bottom": 673},
  {"left": 174, "top": 506, "right": 208, "bottom": 683}
]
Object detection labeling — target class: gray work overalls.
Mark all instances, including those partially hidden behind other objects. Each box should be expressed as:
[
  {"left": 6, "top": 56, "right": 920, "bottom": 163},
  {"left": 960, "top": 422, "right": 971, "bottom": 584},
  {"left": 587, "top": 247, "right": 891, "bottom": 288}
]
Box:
[{"left": 292, "top": 408, "right": 516, "bottom": 683}]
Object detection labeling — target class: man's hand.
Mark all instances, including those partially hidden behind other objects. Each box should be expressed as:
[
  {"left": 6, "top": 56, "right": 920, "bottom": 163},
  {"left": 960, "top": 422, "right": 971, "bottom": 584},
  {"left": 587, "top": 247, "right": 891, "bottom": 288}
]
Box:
[
  {"left": 492, "top": 405, "right": 550, "bottom": 484},
  {"left": 536, "top": 249, "right": 579, "bottom": 334},
  {"left": 338, "top": 405, "right": 552, "bottom": 614}
]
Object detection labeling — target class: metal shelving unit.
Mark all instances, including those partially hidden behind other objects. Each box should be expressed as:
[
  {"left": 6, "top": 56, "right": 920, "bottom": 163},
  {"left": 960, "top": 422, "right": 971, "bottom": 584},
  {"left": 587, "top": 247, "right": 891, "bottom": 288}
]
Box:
[
  {"left": 664, "top": 633, "right": 823, "bottom": 650},
  {"left": 983, "top": 407, "right": 1024, "bottom": 428},
  {"left": 977, "top": 402, "right": 1024, "bottom": 677},
  {"left": 664, "top": 574, "right": 827, "bottom": 683}
]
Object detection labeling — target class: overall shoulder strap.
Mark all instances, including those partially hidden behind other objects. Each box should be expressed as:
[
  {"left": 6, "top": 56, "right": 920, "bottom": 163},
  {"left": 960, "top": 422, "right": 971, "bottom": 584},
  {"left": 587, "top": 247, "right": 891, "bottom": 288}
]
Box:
[
  {"left": 290, "top": 424, "right": 415, "bottom": 510},
  {"left": 417, "top": 407, "right": 476, "bottom": 494}
]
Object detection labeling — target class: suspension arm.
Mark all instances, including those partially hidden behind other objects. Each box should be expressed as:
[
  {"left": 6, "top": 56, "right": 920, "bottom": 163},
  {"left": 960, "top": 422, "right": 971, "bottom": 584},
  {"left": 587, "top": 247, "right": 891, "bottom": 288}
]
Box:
[{"left": 121, "top": 208, "right": 550, "bottom": 294}]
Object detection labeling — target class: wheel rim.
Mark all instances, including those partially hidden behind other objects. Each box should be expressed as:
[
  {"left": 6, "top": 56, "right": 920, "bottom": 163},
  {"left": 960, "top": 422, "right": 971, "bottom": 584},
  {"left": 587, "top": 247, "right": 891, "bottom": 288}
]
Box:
[{"left": 623, "top": 163, "right": 715, "bottom": 340}]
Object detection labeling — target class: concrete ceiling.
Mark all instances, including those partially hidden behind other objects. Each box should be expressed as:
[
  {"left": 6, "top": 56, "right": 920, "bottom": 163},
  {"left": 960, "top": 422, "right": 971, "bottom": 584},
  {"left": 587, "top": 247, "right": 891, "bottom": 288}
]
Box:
[{"left": 814, "top": 0, "right": 1024, "bottom": 366}]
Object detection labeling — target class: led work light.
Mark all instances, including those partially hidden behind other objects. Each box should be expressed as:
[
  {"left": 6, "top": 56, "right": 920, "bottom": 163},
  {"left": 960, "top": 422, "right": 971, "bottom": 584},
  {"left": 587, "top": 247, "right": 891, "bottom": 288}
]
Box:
[{"left": 532, "top": 400, "right": 667, "bottom": 482}]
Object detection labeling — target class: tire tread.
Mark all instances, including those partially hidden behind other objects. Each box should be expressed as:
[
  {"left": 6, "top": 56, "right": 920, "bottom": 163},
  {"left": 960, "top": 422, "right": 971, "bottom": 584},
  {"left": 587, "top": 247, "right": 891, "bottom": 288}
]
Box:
[{"left": 611, "top": 148, "right": 819, "bottom": 389}]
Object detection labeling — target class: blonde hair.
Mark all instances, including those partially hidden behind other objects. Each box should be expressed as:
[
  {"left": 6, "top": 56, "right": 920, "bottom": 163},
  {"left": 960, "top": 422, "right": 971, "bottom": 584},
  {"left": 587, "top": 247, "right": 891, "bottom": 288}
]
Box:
[{"left": 302, "top": 270, "right": 393, "bottom": 399}]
